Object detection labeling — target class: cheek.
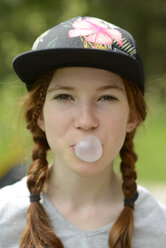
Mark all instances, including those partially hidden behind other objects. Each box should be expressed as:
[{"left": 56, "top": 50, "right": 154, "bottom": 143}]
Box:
[
  {"left": 43, "top": 106, "right": 72, "bottom": 150},
  {"left": 103, "top": 107, "right": 129, "bottom": 158}
]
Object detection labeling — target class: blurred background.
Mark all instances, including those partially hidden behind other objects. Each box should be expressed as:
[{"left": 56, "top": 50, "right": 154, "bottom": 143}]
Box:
[{"left": 0, "top": 0, "right": 165, "bottom": 202}]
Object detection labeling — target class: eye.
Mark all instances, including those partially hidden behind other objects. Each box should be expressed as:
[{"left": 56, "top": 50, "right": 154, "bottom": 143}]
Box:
[
  {"left": 98, "top": 95, "right": 118, "bottom": 101},
  {"left": 54, "top": 94, "right": 73, "bottom": 101}
]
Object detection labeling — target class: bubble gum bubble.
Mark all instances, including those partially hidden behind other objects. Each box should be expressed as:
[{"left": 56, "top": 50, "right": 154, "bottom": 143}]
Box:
[{"left": 75, "top": 135, "right": 103, "bottom": 162}]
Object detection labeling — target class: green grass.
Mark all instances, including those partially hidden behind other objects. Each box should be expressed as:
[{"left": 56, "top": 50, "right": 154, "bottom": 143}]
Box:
[{"left": 0, "top": 78, "right": 166, "bottom": 183}]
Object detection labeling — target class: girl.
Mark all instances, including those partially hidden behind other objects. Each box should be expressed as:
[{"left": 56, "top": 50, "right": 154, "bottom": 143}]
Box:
[{"left": 0, "top": 16, "right": 166, "bottom": 248}]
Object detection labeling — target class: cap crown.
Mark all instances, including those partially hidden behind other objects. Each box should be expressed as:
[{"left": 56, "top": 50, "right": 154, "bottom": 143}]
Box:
[
  {"left": 13, "top": 16, "right": 145, "bottom": 91},
  {"left": 32, "top": 16, "right": 138, "bottom": 60}
]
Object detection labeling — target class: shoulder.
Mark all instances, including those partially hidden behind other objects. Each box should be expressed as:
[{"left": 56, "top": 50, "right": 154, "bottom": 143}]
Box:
[
  {"left": 0, "top": 176, "right": 29, "bottom": 219},
  {"left": 136, "top": 184, "right": 166, "bottom": 215},
  {"left": 0, "top": 177, "right": 29, "bottom": 246},
  {"left": 133, "top": 185, "right": 166, "bottom": 247},
  {"left": 0, "top": 176, "right": 29, "bottom": 209}
]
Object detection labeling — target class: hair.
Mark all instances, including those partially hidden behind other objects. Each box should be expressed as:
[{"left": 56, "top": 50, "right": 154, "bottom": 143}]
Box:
[{"left": 20, "top": 71, "right": 147, "bottom": 248}]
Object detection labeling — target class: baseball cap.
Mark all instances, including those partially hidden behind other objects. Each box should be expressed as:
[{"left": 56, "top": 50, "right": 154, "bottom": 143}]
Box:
[{"left": 13, "top": 16, "right": 145, "bottom": 91}]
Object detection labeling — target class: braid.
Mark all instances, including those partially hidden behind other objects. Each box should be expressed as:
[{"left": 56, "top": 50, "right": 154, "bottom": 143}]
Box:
[
  {"left": 108, "top": 79, "right": 147, "bottom": 248},
  {"left": 20, "top": 135, "right": 64, "bottom": 248},
  {"left": 20, "top": 72, "right": 64, "bottom": 248},
  {"left": 108, "top": 132, "right": 137, "bottom": 248},
  {"left": 27, "top": 136, "right": 50, "bottom": 194},
  {"left": 120, "top": 132, "right": 137, "bottom": 201}
]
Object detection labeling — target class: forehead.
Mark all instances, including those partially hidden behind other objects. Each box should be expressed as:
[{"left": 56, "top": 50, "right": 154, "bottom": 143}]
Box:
[{"left": 48, "top": 67, "right": 125, "bottom": 90}]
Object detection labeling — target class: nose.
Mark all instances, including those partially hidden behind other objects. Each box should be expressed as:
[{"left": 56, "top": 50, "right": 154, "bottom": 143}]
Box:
[{"left": 74, "top": 104, "right": 99, "bottom": 131}]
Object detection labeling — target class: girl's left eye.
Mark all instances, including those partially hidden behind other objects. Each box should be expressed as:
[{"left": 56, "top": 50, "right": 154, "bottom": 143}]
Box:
[{"left": 98, "top": 95, "right": 118, "bottom": 101}]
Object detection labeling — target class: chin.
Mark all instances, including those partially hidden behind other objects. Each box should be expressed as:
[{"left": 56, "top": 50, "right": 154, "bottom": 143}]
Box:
[{"left": 68, "top": 157, "right": 112, "bottom": 176}]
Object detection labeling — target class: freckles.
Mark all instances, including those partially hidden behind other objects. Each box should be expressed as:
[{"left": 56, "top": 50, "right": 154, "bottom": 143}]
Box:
[
  {"left": 115, "top": 112, "right": 129, "bottom": 130},
  {"left": 110, "top": 131, "right": 126, "bottom": 156},
  {"left": 45, "top": 110, "right": 72, "bottom": 138}
]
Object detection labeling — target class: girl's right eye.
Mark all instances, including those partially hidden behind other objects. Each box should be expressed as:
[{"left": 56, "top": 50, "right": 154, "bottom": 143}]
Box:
[{"left": 53, "top": 94, "right": 73, "bottom": 101}]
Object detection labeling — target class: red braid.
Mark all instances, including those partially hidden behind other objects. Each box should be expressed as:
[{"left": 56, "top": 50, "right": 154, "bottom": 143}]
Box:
[
  {"left": 108, "top": 79, "right": 147, "bottom": 248},
  {"left": 20, "top": 72, "right": 64, "bottom": 248}
]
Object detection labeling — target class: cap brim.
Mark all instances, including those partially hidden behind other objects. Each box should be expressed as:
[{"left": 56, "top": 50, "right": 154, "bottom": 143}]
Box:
[{"left": 13, "top": 48, "right": 144, "bottom": 91}]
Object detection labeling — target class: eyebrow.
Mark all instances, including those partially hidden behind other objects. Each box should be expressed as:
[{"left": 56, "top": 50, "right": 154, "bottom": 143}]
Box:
[{"left": 48, "top": 85, "right": 124, "bottom": 92}]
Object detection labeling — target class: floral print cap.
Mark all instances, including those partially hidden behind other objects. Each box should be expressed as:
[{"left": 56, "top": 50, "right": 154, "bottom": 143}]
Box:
[{"left": 13, "top": 16, "right": 145, "bottom": 91}]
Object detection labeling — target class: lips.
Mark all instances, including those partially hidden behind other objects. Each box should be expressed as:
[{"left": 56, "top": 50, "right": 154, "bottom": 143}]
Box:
[
  {"left": 70, "top": 143, "right": 103, "bottom": 152},
  {"left": 70, "top": 144, "right": 76, "bottom": 151}
]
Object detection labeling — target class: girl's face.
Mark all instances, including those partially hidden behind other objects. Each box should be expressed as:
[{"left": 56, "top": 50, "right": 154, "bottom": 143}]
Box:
[{"left": 38, "top": 67, "right": 137, "bottom": 175}]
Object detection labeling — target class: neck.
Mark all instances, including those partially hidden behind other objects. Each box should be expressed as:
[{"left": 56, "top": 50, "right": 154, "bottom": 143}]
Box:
[{"left": 44, "top": 160, "right": 123, "bottom": 209}]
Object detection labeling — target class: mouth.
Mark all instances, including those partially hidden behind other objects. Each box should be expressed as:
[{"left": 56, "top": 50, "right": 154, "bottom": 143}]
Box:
[
  {"left": 70, "top": 144, "right": 76, "bottom": 151},
  {"left": 70, "top": 143, "right": 104, "bottom": 152}
]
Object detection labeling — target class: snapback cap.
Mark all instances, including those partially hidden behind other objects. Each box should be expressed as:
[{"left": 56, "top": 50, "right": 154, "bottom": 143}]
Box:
[{"left": 13, "top": 16, "right": 145, "bottom": 91}]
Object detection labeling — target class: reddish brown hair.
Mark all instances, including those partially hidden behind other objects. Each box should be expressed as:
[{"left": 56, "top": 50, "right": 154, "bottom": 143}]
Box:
[
  {"left": 20, "top": 72, "right": 146, "bottom": 248},
  {"left": 109, "top": 79, "right": 146, "bottom": 247}
]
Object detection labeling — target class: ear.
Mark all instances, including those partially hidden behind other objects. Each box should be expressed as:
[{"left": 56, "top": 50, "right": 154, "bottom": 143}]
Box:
[
  {"left": 126, "top": 116, "right": 139, "bottom": 133},
  {"left": 37, "top": 113, "right": 45, "bottom": 132}
]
